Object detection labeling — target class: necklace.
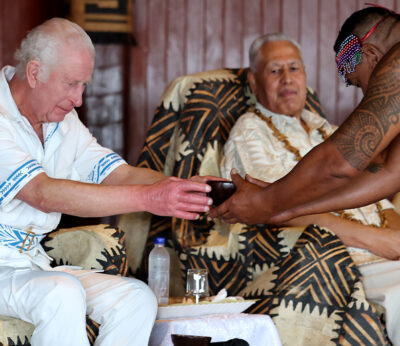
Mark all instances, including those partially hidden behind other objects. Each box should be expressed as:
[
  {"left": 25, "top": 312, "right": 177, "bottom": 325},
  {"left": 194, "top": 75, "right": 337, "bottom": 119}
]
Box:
[{"left": 253, "top": 108, "right": 387, "bottom": 228}]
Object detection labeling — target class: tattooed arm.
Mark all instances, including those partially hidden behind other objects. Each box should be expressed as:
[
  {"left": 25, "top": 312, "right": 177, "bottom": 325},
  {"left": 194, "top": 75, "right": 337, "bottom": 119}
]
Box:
[
  {"left": 285, "top": 133, "right": 400, "bottom": 216},
  {"left": 209, "top": 43, "right": 400, "bottom": 225}
]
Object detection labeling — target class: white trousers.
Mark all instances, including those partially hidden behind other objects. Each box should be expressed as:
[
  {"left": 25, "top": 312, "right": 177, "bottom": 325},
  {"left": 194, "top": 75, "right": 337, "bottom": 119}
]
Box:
[
  {"left": 359, "top": 260, "right": 400, "bottom": 346},
  {"left": 0, "top": 265, "right": 157, "bottom": 346}
]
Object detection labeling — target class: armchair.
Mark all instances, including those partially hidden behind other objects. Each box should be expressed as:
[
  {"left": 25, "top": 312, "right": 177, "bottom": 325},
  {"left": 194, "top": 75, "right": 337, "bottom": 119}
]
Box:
[
  {"left": 119, "top": 68, "right": 389, "bottom": 345},
  {"left": 0, "top": 224, "right": 127, "bottom": 346}
]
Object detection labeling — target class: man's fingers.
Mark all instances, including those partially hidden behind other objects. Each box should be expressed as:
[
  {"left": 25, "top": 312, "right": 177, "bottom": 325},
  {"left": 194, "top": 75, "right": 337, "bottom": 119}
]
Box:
[
  {"left": 179, "top": 189, "right": 212, "bottom": 208},
  {"left": 181, "top": 180, "right": 212, "bottom": 193},
  {"left": 208, "top": 203, "right": 226, "bottom": 218},
  {"left": 176, "top": 201, "right": 210, "bottom": 213},
  {"left": 216, "top": 208, "right": 238, "bottom": 224},
  {"left": 221, "top": 216, "right": 239, "bottom": 224},
  {"left": 245, "top": 174, "right": 269, "bottom": 188},
  {"left": 209, "top": 197, "right": 236, "bottom": 218},
  {"left": 190, "top": 175, "right": 227, "bottom": 183},
  {"left": 174, "top": 210, "right": 201, "bottom": 220},
  {"left": 230, "top": 170, "right": 245, "bottom": 186}
]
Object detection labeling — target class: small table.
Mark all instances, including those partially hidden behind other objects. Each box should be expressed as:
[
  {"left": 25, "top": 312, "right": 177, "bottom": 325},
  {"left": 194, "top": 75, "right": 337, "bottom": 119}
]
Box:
[{"left": 149, "top": 313, "right": 281, "bottom": 346}]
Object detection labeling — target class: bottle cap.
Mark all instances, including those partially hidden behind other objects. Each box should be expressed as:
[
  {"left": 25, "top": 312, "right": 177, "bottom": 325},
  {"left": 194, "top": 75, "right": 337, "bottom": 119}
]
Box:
[{"left": 154, "top": 237, "right": 166, "bottom": 245}]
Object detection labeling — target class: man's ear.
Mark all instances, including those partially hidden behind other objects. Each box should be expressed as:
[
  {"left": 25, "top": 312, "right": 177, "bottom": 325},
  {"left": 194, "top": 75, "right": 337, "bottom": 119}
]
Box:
[
  {"left": 362, "top": 43, "right": 384, "bottom": 71},
  {"left": 247, "top": 70, "right": 257, "bottom": 95},
  {"left": 25, "top": 60, "right": 41, "bottom": 88}
]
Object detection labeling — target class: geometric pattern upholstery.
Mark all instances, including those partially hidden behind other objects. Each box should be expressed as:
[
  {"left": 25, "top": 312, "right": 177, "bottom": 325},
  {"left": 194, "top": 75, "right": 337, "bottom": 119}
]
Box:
[
  {"left": 241, "top": 225, "right": 388, "bottom": 345},
  {"left": 0, "top": 224, "right": 128, "bottom": 346},
  {"left": 133, "top": 67, "right": 389, "bottom": 345}
]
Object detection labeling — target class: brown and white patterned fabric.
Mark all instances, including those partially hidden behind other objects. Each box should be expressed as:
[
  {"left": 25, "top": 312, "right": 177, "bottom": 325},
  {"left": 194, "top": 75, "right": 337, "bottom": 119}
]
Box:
[
  {"left": 121, "top": 68, "right": 390, "bottom": 345},
  {"left": 0, "top": 224, "right": 128, "bottom": 346}
]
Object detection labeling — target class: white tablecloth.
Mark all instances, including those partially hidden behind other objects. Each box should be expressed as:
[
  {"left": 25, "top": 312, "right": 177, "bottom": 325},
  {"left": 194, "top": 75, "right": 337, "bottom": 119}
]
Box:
[{"left": 149, "top": 313, "right": 281, "bottom": 346}]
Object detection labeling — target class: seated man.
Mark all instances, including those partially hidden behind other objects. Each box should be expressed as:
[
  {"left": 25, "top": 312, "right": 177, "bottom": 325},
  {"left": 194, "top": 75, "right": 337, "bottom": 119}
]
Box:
[
  {"left": 221, "top": 33, "right": 400, "bottom": 345},
  {"left": 0, "top": 18, "right": 212, "bottom": 346}
]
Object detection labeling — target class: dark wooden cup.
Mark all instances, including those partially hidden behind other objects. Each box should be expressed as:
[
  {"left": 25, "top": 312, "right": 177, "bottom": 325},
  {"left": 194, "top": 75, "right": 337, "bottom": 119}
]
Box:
[
  {"left": 171, "top": 334, "right": 211, "bottom": 346},
  {"left": 206, "top": 180, "right": 237, "bottom": 207}
]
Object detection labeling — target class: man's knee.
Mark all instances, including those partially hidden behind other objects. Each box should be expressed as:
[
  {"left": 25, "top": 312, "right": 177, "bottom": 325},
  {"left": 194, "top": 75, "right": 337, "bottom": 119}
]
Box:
[
  {"left": 124, "top": 279, "right": 157, "bottom": 317},
  {"left": 38, "top": 272, "right": 86, "bottom": 313}
]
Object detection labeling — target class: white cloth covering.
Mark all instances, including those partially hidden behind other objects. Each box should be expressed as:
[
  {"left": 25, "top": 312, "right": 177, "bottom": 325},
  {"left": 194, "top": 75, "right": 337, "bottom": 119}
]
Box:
[
  {"left": 0, "top": 65, "right": 156, "bottom": 345},
  {"left": 149, "top": 313, "right": 281, "bottom": 346}
]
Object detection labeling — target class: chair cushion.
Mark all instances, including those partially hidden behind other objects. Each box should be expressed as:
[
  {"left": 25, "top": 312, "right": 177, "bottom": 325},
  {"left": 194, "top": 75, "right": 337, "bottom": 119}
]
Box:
[
  {"left": 0, "top": 316, "right": 33, "bottom": 346},
  {"left": 43, "top": 224, "right": 128, "bottom": 276}
]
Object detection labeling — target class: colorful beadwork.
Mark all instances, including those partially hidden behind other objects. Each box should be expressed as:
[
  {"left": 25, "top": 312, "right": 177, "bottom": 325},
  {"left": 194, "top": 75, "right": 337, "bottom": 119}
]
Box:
[
  {"left": 335, "top": 13, "right": 391, "bottom": 85},
  {"left": 335, "top": 34, "right": 363, "bottom": 84}
]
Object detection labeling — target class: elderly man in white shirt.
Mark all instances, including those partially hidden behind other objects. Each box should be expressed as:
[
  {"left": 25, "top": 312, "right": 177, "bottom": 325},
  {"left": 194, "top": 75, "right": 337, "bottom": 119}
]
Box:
[
  {"left": 0, "top": 18, "right": 213, "bottom": 346},
  {"left": 221, "top": 33, "right": 400, "bottom": 345}
]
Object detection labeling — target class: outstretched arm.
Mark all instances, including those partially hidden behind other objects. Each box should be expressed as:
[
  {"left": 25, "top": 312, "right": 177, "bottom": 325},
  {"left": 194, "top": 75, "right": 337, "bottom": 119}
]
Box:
[
  {"left": 17, "top": 165, "right": 212, "bottom": 220},
  {"left": 289, "top": 133, "right": 400, "bottom": 217},
  {"left": 209, "top": 43, "right": 400, "bottom": 224}
]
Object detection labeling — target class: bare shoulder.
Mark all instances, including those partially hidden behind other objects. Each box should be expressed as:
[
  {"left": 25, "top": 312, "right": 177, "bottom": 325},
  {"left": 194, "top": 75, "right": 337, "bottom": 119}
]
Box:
[
  {"left": 367, "top": 42, "right": 400, "bottom": 96},
  {"left": 362, "top": 42, "right": 400, "bottom": 133},
  {"left": 331, "top": 42, "right": 400, "bottom": 171},
  {"left": 377, "top": 42, "right": 400, "bottom": 70}
]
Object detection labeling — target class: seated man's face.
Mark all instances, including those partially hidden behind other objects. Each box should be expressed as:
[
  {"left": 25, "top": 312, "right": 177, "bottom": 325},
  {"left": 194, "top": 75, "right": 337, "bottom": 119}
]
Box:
[
  {"left": 32, "top": 46, "right": 94, "bottom": 124},
  {"left": 249, "top": 40, "right": 307, "bottom": 119}
]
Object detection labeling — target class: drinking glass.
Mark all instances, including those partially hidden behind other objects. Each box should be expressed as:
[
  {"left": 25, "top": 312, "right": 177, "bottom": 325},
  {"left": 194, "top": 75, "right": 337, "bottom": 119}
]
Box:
[{"left": 186, "top": 269, "right": 209, "bottom": 304}]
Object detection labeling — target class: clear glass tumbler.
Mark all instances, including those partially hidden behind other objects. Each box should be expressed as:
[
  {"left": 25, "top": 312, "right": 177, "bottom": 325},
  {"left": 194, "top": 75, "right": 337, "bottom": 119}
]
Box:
[{"left": 185, "top": 268, "right": 209, "bottom": 304}]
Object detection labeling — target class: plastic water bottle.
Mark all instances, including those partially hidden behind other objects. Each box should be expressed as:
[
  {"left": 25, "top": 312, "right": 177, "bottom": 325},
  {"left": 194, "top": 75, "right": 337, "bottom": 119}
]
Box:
[{"left": 148, "top": 237, "right": 170, "bottom": 305}]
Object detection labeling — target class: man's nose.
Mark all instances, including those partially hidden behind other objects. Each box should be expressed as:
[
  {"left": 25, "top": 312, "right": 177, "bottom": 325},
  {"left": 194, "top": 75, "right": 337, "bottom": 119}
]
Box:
[
  {"left": 281, "top": 67, "right": 292, "bottom": 83},
  {"left": 70, "top": 86, "right": 84, "bottom": 107}
]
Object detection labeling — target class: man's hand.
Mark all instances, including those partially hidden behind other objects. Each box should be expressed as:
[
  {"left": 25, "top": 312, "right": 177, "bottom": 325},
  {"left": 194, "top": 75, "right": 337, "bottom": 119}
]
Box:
[
  {"left": 245, "top": 174, "right": 270, "bottom": 188},
  {"left": 142, "top": 177, "right": 212, "bottom": 220},
  {"left": 189, "top": 175, "right": 226, "bottom": 183},
  {"left": 208, "top": 171, "right": 265, "bottom": 224}
]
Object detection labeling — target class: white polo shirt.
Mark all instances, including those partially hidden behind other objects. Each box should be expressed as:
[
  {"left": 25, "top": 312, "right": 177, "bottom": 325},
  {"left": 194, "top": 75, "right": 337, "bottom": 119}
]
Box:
[{"left": 0, "top": 66, "right": 126, "bottom": 235}]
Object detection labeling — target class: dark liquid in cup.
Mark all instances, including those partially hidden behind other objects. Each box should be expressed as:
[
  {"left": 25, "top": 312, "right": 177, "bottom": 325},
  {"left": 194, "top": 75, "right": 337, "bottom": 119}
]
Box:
[
  {"left": 206, "top": 180, "right": 237, "bottom": 207},
  {"left": 171, "top": 334, "right": 211, "bottom": 346}
]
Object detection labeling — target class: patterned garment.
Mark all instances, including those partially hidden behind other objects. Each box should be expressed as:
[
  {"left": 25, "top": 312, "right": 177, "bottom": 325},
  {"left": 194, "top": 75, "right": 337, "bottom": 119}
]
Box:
[{"left": 134, "top": 68, "right": 389, "bottom": 345}]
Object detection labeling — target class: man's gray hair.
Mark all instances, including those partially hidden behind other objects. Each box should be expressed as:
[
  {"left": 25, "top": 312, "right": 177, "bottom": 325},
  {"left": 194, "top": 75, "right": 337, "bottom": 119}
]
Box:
[
  {"left": 14, "top": 18, "right": 95, "bottom": 81},
  {"left": 249, "top": 33, "right": 302, "bottom": 72}
]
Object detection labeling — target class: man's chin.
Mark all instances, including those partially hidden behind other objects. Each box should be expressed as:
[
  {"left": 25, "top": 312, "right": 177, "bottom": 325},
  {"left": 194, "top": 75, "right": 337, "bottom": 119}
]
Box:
[
  {"left": 51, "top": 111, "right": 69, "bottom": 123},
  {"left": 278, "top": 105, "right": 303, "bottom": 117}
]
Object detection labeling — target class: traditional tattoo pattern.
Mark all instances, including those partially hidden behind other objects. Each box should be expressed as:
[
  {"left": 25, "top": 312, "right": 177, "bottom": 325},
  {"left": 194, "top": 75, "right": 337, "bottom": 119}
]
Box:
[{"left": 331, "top": 44, "right": 400, "bottom": 170}]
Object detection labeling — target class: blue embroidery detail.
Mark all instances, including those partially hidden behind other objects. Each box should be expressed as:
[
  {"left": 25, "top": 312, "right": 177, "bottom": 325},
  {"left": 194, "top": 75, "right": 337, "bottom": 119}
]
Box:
[
  {"left": 44, "top": 123, "right": 60, "bottom": 143},
  {"left": 0, "top": 224, "right": 45, "bottom": 251},
  {"left": 88, "top": 153, "right": 123, "bottom": 184},
  {"left": 0, "top": 160, "right": 43, "bottom": 205}
]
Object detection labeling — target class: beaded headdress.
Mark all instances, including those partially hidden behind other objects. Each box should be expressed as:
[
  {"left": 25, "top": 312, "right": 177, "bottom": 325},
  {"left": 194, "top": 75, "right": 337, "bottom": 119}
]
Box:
[{"left": 335, "top": 13, "right": 390, "bottom": 85}]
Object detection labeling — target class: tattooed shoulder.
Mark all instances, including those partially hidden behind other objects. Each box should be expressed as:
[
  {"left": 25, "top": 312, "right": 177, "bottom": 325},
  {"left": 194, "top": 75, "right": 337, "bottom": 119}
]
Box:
[{"left": 332, "top": 44, "right": 400, "bottom": 171}]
